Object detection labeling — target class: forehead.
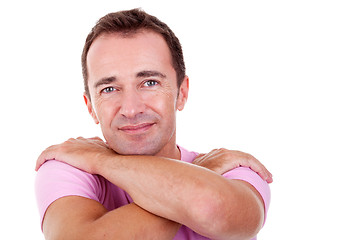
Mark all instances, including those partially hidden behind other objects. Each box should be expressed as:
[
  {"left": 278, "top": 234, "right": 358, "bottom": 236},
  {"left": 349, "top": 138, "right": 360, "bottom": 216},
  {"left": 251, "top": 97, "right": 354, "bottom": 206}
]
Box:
[
  {"left": 89, "top": 30, "right": 170, "bottom": 54},
  {"left": 86, "top": 31, "right": 174, "bottom": 83}
]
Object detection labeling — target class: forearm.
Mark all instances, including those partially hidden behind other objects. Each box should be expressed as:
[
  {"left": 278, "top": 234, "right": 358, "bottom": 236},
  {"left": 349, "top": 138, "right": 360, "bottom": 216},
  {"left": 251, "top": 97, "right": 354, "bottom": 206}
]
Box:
[
  {"left": 94, "top": 154, "right": 243, "bottom": 237},
  {"left": 44, "top": 197, "right": 181, "bottom": 240},
  {"left": 91, "top": 203, "right": 181, "bottom": 239}
]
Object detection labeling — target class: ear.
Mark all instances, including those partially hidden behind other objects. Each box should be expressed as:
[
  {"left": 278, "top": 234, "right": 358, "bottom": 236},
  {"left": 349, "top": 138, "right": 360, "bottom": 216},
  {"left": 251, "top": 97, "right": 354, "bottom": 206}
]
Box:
[
  {"left": 83, "top": 93, "right": 99, "bottom": 124},
  {"left": 176, "top": 76, "right": 189, "bottom": 111}
]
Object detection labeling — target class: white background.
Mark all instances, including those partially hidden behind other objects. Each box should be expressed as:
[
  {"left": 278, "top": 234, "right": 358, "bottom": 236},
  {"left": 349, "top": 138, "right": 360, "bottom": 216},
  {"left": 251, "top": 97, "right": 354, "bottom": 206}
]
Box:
[{"left": 1, "top": 0, "right": 359, "bottom": 239}]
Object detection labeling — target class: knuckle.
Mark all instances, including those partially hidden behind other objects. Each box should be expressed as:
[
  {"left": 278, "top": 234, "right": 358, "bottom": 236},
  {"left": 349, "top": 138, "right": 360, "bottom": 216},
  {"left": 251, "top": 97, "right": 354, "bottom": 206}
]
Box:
[
  {"left": 241, "top": 154, "right": 253, "bottom": 165},
  {"left": 245, "top": 153, "right": 255, "bottom": 161},
  {"left": 220, "top": 149, "right": 235, "bottom": 161},
  {"left": 217, "top": 148, "right": 227, "bottom": 155},
  {"left": 209, "top": 148, "right": 220, "bottom": 155}
]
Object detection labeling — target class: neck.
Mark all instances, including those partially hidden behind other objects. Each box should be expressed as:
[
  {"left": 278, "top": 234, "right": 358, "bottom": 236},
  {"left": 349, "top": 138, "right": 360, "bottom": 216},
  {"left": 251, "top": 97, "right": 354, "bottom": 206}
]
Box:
[{"left": 155, "top": 142, "right": 181, "bottom": 160}]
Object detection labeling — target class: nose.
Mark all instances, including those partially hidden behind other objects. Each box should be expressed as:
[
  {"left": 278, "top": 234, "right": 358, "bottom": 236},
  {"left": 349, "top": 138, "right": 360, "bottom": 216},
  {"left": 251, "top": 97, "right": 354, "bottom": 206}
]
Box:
[{"left": 119, "top": 88, "right": 145, "bottom": 119}]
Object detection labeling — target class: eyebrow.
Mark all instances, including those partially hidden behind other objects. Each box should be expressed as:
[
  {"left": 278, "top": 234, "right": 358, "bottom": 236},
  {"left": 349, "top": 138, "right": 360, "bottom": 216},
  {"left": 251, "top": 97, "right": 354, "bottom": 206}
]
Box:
[
  {"left": 93, "top": 71, "right": 167, "bottom": 89},
  {"left": 94, "top": 76, "right": 116, "bottom": 89},
  {"left": 136, "top": 70, "right": 166, "bottom": 79}
]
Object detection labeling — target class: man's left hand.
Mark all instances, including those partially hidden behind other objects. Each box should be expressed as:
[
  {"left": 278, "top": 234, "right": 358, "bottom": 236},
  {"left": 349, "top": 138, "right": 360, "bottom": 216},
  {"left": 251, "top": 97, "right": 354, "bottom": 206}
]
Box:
[{"left": 193, "top": 148, "right": 273, "bottom": 183}]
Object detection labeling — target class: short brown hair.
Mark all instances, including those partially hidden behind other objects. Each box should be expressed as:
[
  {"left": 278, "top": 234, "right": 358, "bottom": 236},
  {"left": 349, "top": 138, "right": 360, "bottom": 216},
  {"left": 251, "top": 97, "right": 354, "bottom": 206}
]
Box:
[{"left": 81, "top": 8, "right": 186, "bottom": 98}]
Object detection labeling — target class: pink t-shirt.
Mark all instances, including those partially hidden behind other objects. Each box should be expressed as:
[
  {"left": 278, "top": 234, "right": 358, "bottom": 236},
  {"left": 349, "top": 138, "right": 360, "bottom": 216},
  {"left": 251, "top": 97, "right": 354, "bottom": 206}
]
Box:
[{"left": 35, "top": 146, "right": 270, "bottom": 239}]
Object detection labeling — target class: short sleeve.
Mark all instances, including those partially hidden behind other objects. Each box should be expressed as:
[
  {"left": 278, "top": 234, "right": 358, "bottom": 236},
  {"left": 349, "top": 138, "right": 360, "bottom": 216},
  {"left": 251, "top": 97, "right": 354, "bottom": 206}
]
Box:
[
  {"left": 222, "top": 167, "right": 271, "bottom": 223},
  {"left": 34, "top": 160, "right": 102, "bottom": 229}
]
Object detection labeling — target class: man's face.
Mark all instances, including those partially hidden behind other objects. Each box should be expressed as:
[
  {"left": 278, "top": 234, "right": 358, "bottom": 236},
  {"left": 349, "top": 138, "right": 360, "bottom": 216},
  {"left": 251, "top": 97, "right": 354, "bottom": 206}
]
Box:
[{"left": 84, "top": 31, "right": 188, "bottom": 158}]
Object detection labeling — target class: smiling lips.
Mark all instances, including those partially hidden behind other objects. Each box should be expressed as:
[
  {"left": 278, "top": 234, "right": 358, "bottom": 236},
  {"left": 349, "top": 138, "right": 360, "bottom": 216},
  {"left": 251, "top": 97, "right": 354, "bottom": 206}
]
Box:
[{"left": 119, "top": 123, "right": 155, "bottom": 134}]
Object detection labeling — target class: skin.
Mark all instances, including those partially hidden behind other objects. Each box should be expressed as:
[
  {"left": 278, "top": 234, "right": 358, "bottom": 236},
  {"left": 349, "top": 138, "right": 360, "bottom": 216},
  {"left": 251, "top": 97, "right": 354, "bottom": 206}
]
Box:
[
  {"left": 85, "top": 31, "right": 186, "bottom": 158},
  {"left": 36, "top": 30, "right": 272, "bottom": 240}
]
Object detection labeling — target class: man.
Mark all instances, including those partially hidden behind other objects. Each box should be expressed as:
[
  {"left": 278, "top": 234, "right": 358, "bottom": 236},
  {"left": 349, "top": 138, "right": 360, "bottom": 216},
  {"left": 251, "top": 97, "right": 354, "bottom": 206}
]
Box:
[{"left": 35, "top": 9, "right": 272, "bottom": 240}]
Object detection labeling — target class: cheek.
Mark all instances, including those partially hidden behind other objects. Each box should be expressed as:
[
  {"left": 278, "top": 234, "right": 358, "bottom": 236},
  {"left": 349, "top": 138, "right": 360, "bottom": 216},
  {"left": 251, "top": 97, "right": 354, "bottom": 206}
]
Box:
[
  {"left": 146, "top": 91, "right": 177, "bottom": 116},
  {"left": 94, "top": 100, "right": 117, "bottom": 126}
]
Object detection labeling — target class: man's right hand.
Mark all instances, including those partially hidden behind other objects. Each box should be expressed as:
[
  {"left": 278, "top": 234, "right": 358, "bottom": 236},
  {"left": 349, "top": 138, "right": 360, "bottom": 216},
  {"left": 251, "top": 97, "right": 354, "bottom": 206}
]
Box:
[
  {"left": 192, "top": 148, "right": 273, "bottom": 183},
  {"left": 35, "top": 137, "right": 116, "bottom": 173}
]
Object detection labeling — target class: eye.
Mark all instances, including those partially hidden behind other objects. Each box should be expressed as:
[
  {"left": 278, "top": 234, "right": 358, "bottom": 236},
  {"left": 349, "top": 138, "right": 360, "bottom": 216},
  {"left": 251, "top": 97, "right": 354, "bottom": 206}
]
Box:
[
  {"left": 143, "top": 80, "right": 159, "bottom": 87},
  {"left": 101, "top": 87, "right": 115, "bottom": 94}
]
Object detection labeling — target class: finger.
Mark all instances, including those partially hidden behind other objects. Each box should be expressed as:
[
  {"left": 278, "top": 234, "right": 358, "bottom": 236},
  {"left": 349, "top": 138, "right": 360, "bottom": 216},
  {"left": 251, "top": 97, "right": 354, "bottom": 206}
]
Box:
[
  {"left": 88, "top": 136, "right": 107, "bottom": 146},
  {"left": 254, "top": 166, "right": 273, "bottom": 183},
  {"left": 256, "top": 169, "right": 273, "bottom": 183},
  {"left": 35, "top": 145, "right": 58, "bottom": 171},
  {"left": 90, "top": 136, "right": 103, "bottom": 141},
  {"left": 192, "top": 153, "right": 206, "bottom": 165},
  {"left": 203, "top": 148, "right": 226, "bottom": 161},
  {"left": 193, "top": 149, "right": 219, "bottom": 163},
  {"left": 35, "top": 150, "right": 50, "bottom": 171},
  {"left": 88, "top": 136, "right": 102, "bottom": 141},
  {"left": 195, "top": 153, "right": 205, "bottom": 158},
  {"left": 35, "top": 151, "right": 49, "bottom": 171},
  {"left": 254, "top": 161, "right": 273, "bottom": 183},
  {"left": 240, "top": 154, "right": 273, "bottom": 183},
  {"left": 265, "top": 170, "right": 273, "bottom": 183},
  {"left": 208, "top": 148, "right": 224, "bottom": 157}
]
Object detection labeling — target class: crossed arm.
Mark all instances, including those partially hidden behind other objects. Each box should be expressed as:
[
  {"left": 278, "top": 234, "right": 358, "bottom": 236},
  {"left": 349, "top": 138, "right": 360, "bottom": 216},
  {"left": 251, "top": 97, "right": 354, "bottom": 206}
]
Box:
[{"left": 36, "top": 137, "right": 272, "bottom": 240}]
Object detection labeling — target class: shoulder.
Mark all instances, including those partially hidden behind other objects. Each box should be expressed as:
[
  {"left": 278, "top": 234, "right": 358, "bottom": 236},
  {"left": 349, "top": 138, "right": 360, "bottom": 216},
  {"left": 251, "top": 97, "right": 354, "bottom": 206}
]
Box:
[
  {"left": 35, "top": 160, "right": 105, "bottom": 226},
  {"left": 224, "top": 167, "right": 271, "bottom": 222},
  {"left": 35, "top": 160, "right": 102, "bottom": 193}
]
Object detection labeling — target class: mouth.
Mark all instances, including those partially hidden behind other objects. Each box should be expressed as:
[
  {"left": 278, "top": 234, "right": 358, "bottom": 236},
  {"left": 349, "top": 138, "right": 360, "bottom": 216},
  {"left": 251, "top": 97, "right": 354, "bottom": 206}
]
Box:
[{"left": 119, "top": 123, "right": 155, "bottom": 135}]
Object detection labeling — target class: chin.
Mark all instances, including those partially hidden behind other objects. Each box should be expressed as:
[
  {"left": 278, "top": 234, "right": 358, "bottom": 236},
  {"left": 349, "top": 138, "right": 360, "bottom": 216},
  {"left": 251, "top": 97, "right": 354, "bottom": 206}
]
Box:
[{"left": 110, "top": 142, "right": 162, "bottom": 156}]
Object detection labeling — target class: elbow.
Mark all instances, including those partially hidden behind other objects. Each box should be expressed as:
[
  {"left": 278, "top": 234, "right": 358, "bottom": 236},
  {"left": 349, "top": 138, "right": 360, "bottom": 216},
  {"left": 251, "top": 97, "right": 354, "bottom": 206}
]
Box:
[
  {"left": 191, "top": 187, "right": 264, "bottom": 240},
  {"left": 189, "top": 192, "right": 226, "bottom": 237},
  {"left": 219, "top": 192, "right": 264, "bottom": 240}
]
